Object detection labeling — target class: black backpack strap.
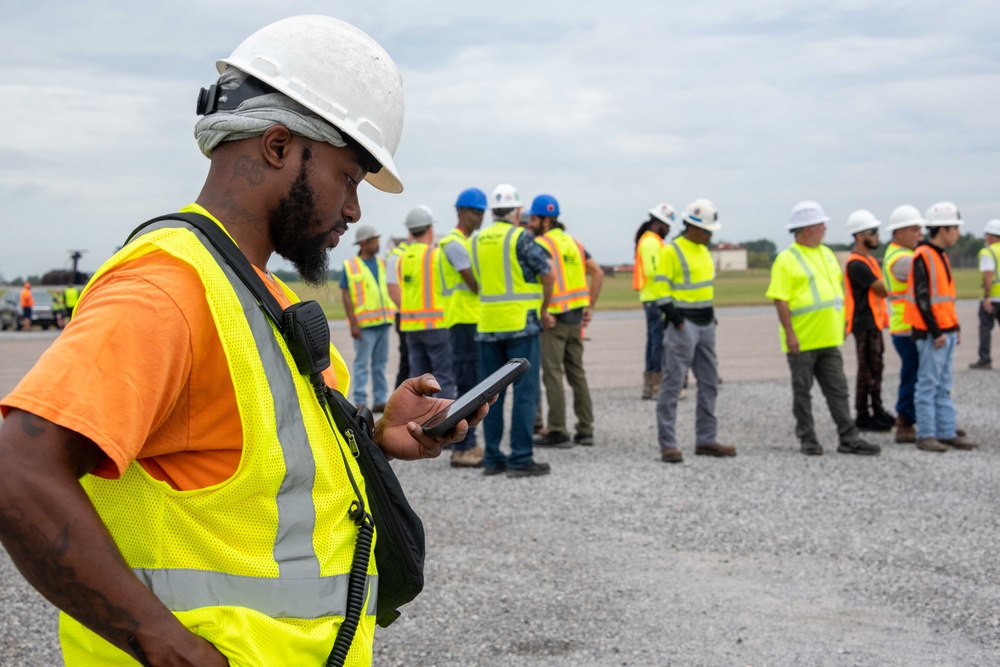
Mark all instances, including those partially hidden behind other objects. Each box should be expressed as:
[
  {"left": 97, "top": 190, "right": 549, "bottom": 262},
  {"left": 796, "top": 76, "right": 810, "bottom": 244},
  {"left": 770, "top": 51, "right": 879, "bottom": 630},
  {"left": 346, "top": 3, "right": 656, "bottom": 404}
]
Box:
[{"left": 126, "top": 212, "right": 286, "bottom": 328}]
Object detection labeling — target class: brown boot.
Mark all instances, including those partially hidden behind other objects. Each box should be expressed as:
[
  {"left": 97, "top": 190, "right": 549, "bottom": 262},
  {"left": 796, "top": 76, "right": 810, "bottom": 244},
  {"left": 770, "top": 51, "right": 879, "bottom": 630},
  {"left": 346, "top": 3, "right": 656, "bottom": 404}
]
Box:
[
  {"left": 661, "top": 448, "right": 683, "bottom": 463},
  {"left": 894, "top": 417, "right": 916, "bottom": 444},
  {"left": 649, "top": 372, "right": 663, "bottom": 399},
  {"left": 938, "top": 436, "right": 979, "bottom": 450},
  {"left": 916, "top": 437, "right": 948, "bottom": 453},
  {"left": 450, "top": 445, "right": 485, "bottom": 468},
  {"left": 695, "top": 443, "right": 736, "bottom": 457},
  {"left": 641, "top": 371, "right": 653, "bottom": 400}
]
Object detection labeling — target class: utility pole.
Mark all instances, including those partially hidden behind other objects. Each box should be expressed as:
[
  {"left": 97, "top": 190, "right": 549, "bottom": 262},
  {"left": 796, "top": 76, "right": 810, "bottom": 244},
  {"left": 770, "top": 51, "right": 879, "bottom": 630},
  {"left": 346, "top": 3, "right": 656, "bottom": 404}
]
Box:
[{"left": 68, "top": 250, "right": 87, "bottom": 284}]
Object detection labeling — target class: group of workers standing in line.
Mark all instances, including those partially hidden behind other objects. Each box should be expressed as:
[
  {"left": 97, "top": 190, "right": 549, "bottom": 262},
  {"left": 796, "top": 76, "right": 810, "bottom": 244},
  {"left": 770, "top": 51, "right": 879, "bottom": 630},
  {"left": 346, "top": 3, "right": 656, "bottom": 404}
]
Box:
[
  {"left": 634, "top": 198, "right": 987, "bottom": 463},
  {"left": 340, "top": 184, "right": 604, "bottom": 477},
  {"left": 13, "top": 282, "right": 79, "bottom": 330}
]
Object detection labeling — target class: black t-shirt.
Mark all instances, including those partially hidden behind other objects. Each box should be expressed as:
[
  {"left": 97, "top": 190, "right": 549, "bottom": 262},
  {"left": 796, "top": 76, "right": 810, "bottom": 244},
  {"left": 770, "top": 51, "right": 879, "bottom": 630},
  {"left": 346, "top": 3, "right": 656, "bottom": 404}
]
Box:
[{"left": 847, "top": 258, "right": 877, "bottom": 333}]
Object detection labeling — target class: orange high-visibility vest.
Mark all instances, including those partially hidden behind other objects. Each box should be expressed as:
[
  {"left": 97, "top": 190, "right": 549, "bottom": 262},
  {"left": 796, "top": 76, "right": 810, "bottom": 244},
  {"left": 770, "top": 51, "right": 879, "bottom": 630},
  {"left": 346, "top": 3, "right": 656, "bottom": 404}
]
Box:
[
  {"left": 844, "top": 253, "right": 889, "bottom": 334},
  {"left": 903, "top": 245, "right": 958, "bottom": 331},
  {"left": 536, "top": 229, "right": 590, "bottom": 314}
]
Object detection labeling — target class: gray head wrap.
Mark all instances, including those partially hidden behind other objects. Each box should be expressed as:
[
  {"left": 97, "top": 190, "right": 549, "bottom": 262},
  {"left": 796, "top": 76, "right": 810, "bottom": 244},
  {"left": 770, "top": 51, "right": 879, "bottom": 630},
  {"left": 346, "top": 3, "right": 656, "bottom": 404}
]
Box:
[{"left": 194, "top": 68, "right": 347, "bottom": 157}]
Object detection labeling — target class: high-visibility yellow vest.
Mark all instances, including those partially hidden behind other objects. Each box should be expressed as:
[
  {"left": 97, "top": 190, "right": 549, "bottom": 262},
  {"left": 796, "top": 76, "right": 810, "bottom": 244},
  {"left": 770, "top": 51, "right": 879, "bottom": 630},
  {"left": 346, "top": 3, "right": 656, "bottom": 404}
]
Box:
[
  {"left": 61, "top": 209, "right": 376, "bottom": 666},
  {"left": 387, "top": 242, "right": 409, "bottom": 284},
  {"left": 343, "top": 256, "right": 396, "bottom": 328},
  {"left": 399, "top": 242, "right": 445, "bottom": 331},
  {"left": 471, "top": 222, "right": 542, "bottom": 333},
  {"left": 658, "top": 236, "right": 714, "bottom": 308},
  {"left": 766, "top": 243, "right": 845, "bottom": 353},
  {"left": 438, "top": 228, "right": 480, "bottom": 327},
  {"left": 536, "top": 228, "right": 589, "bottom": 313},
  {"left": 882, "top": 243, "right": 914, "bottom": 335},
  {"left": 64, "top": 285, "right": 80, "bottom": 309},
  {"left": 633, "top": 231, "right": 669, "bottom": 303},
  {"left": 978, "top": 242, "right": 1000, "bottom": 299}
]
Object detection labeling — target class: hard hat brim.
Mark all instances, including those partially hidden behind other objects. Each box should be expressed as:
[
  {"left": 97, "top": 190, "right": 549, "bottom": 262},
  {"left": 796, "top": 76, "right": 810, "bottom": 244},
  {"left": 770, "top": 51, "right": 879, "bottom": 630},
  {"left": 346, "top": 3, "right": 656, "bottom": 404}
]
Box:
[
  {"left": 786, "top": 216, "right": 830, "bottom": 232},
  {"left": 685, "top": 219, "right": 721, "bottom": 232}
]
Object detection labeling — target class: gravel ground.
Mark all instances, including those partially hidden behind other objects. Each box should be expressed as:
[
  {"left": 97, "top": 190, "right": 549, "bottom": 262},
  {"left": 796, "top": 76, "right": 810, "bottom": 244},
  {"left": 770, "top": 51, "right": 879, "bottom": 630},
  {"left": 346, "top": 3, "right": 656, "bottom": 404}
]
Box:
[{"left": 2, "top": 371, "right": 998, "bottom": 666}]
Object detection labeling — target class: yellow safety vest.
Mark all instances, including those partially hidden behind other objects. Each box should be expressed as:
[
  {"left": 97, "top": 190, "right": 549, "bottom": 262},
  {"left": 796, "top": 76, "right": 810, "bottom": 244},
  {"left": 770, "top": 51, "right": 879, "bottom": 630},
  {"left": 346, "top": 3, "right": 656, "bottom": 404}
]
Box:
[
  {"left": 64, "top": 285, "right": 80, "bottom": 309},
  {"left": 343, "top": 256, "right": 396, "bottom": 328},
  {"left": 61, "top": 209, "right": 376, "bottom": 666},
  {"left": 536, "top": 228, "right": 589, "bottom": 313},
  {"left": 978, "top": 242, "right": 1000, "bottom": 300},
  {"left": 471, "top": 222, "right": 542, "bottom": 333},
  {"left": 657, "top": 236, "right": 714, "bottom": 308},
  {"left": 633, "top": 231, "right": 669, "bottom": 302},
  {"left": 399, "top": 242, "right": 445, "bottom": 332},
  {"left": 438, "top": 228, "right": 480, "bottom": 327},
  {"left": 766, "top": 243, "right": 845, "bottom": 353},
  {"left": 883, "top": 243, "right": 914, "bottom": 335}
]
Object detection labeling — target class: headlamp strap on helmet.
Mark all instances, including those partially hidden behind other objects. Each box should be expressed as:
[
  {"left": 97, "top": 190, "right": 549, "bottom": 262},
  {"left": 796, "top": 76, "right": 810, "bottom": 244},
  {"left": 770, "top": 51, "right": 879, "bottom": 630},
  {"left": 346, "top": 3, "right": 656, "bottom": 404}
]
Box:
[{"left": 196, "top": 76, "right": 280, "bottom": 116}]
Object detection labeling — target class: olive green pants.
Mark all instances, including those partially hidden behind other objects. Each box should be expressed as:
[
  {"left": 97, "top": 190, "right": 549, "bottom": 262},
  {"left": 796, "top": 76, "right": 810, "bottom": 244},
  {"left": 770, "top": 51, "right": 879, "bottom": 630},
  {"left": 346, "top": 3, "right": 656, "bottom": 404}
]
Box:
[{"left": 540, "top": 320, "right": 593, "bottom": 436}]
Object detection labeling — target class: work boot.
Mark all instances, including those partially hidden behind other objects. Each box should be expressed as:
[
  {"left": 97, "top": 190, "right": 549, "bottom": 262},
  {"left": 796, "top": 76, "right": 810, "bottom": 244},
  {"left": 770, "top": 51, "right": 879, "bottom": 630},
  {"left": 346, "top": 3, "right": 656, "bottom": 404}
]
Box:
[
  {"left": 533, "top": 431, "right": 572, "bottom": 448},
  {"left": 695, "top": 443, "right": 736, "bottom": 457},
  {"left": 482, "top": 462, "right": 508, "bottom": 476},
  {"left": 450, "top": 446, "right": 484, "bottom": 468},
  {"left": 649, "top": 371, "right": 664, "bottom": 400},
  {"left": 938, "top": 435, "right": 979, "bottom": 450},
  {"left": 894, "top": 420, "right": 916, "bottom": 444},
  {"left": 641, "top": 371, "right": 653, "bottom": 400},
  {"left": 873, "top": 409, "right": 896, "bottom": 429},
  {"left": 968, "top": 359, "right": 992, "bottom": 370},
  {"left": 956, "top": 427, "right": 967, "bottom": 437},
  {"left": 506, "top": 460, "right": 551, "bottom": 478},
  {"left": 837, "top": 438, "right": 881, "bottom": 455},
  {"left": 855, "top": 414, "right": 891, "bottom": 432},
  {"left": 916, "top": 437, "right": 948, "bottom": 453},
  {"left": 800, "top": 441, "right": 823, "bottom": 456},
  {"left": 573, "top": 433, "right": 594, "bottom": 446},
  {"left": 660, "top": 448, "right": 683, "bottom": 463}
]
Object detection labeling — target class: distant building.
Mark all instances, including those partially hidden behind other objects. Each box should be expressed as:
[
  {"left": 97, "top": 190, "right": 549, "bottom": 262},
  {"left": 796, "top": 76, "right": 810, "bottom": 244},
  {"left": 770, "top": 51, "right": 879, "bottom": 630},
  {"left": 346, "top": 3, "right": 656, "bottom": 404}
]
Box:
[{"left": 712, "top": 244, "right": 748, "bottom": 271}]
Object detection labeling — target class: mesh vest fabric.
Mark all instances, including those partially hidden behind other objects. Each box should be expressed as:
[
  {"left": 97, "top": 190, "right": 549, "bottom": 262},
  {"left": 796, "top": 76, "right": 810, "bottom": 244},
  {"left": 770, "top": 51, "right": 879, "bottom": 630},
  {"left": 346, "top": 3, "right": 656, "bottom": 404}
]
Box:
[
  {"left": 439, "top": 229, "right": 480, "bottom": 327},
  {"left": 882, "top": 243, "right": 914, "bottom": 335},
  {"left": 633, "top": 231, "right": 669, "bottom": 302},
  {"left": 766, "top": 244, "right": 846, "bottom": 353},
  {"left": 536, "top": 229, "right": 589, "bottom": 313},
  {"left": 978, "top": 242, "right": 1000, "bottom": 299},
  {"left": 399, "top": 242, "right": 445, "bottom": 331},
  {"left": 344, "top": 256, "right": 396, "bottom": 328},
  {"left": 844, "top": 253, "right": 889, "bottom": 335},
  {"left": 60, "top": 218, "right": 377, "bottom": 666},
  {"left": 903, "top": 245, "right": 958, "bottom": 331},
  {"left": 659, "top": 236, "right": 715, "bottom": 308},
  {"left": 471, "top": 222, "right": 542, "bottom": 334}
]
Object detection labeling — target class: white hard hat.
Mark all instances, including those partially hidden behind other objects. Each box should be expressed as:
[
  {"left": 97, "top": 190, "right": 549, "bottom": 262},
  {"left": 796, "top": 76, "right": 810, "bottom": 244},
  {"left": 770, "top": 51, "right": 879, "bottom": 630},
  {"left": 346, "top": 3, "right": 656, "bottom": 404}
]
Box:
[
  {"left": 490, "top": 184, "right": 522, "bottom": 210},
  {"left": 983, "top": 219, "right": 1000, "bottom": 237},
  {"left": 218, "top": 16, "right": 405, "bottom": 194},
  {"left": 405, "top": 205, "right": 435, "bottom": 230},
  {"left": 846, "top": 209, "right": 881, "bottom": 236},
  {"left": 787, "top": 200, "right": 830, "bottom": 231},
  {"left": 681, "top": 199, "right": 720, "bottom": 232},
  {"left": 354, "top": 224, "right": 379, "bottom": 244},
  {"left": 886, "top": 205, "right": 923, "bottom": 232},
  {"left": 649, "top": 203, "right": 675, "bottom": 225},
  {"left": 923, "top": 201, "right": 963, "bottom": 227}
]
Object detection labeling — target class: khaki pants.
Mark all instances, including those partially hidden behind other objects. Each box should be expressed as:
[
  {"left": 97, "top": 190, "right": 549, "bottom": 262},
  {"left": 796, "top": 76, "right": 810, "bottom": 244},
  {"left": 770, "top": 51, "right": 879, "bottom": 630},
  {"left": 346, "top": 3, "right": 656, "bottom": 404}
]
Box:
[{"left": 540, "top": 320, "right": 593, "bottom": 436}]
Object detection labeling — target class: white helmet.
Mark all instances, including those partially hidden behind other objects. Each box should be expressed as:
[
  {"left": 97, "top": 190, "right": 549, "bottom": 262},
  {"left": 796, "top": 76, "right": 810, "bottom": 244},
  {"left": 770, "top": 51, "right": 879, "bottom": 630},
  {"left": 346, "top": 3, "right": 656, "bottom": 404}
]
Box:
[
  {"left": 787, "top": 200, "right": 830, "bottom": 231},
  {"left": 984, "top": 219, "right": 1000, "bottom": 237},
  {"left": 681, "top": 199, "right": 720, "bottom": 232},
  {"left": 886, "top": 205, "right": 923, "bottom": 232},
  {"left": 649, "top": 203, "right": 675, "bottom": 225},
  {"left": 490, "top": 184, "right": 522, "bottom": 210},
  {"left": 405, "top": 205, "right": 435, "bottom": 230},
  {"left": 924, "top": 201, "right": 963, "bottom": 227},
  {"left": 846, "top": 209, "right": 881, "bottom": 236},
  {"left": 354, "top": 224, "right": 379, "bottom": 244},
  {"left": 217, "top": 16, "right": 405, "bottom": 194}
]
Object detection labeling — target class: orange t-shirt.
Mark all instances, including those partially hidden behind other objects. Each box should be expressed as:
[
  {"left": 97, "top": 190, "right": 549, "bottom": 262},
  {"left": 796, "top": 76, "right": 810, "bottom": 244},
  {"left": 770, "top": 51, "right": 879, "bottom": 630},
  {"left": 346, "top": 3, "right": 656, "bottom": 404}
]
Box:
[{"left": 1, "top": 248, "right": 341, "bottom": 491}]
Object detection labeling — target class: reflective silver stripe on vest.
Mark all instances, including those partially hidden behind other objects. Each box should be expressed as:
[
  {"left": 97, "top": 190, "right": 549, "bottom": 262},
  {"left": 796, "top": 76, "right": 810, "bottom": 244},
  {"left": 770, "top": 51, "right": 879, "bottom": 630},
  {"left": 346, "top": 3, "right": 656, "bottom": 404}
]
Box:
[
  {"left": 129, "top": 220, "right": 375, "bottom": 618},
  {"left": 551, "top": 288, "right": 590, "bottom": 304},
  {"left": 988, "top": 247, "right": 1000, "bottom": 284},
  {"left": 400, "top": 310, "right": 444, "bottom": 319},
  {"left": 668, "top": 242, "right": 713, "bottom": 291},
  {"left": 653, "top": 275, "right": 671, "bottom": 284},
  {"left": 923, "top": 251, "right": 955, "bottom": 304},
  {"left": 476, "top": 226, "right": 543, "bottom": 303},
  {"left": 787, "top": 246, "right": 841, "bottom": 316}
]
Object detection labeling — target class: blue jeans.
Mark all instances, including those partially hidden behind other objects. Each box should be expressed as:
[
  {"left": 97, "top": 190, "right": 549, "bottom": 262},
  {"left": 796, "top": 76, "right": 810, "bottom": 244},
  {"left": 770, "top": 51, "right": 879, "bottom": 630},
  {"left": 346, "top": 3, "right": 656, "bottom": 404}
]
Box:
[
  {"left": 479, "top": 335, "right": 540, "bottom": 469},
  {"left": 352, "top": 324, "right": 390, "bottom": 406},
  {"left": 643, "top": 301, "right": 664, "bottom": 372},
  {"left": 406, "top": 329, "right": 456, "bottom": 399},
  {"left": 450, "top": 324, "right": 480, "bottom": 451},
  {"left": 891, "top": 334, "right": 918, "bottom": 426},
  {"left": 914, "top": 333, "right": 957, "bottom": 440}
]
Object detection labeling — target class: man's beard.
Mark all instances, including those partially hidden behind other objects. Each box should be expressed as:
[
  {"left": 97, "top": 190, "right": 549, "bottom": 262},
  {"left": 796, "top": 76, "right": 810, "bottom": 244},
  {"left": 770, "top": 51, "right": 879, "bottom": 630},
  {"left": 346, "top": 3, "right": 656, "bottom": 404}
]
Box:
[
  {"left": 865, "top": 236, "right": 879, "bottom": 250},
  {"left": 269, "top": 156, "right": 331, "bottom": 285}
]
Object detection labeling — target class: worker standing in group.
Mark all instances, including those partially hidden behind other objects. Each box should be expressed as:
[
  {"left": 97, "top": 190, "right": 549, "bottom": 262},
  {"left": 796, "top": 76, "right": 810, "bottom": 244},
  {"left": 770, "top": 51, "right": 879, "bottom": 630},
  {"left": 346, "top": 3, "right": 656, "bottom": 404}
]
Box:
[
  {"left": 385, "top": 233, "right": 411, "bottom": 387},
  {"left": 439, "top": 188, "right": 487, "bottom": 467},
  {"left": 0, "top": 15, "right": 485, "bottom": 665},
  {"left": 63, "top": 281, "right": 80, "bottom": 321},
  {"left": 766, "top": 201, "right": 880, "bottom": 457},
  {"left": 340, "top": 224, "right": 396, "bottom": 412},
  {"left": 473, "top": 184, "right": 555, "bottom": 477},
  {"left": 882, "top": 205, "right": 924, "bottom": 443},
  {"left": 844, "top": 210, "right": 894, "bottom": 432},
  {"left": 903, "top": 202, "right": 979, "bottom": 452},
  {"left": 531, "top": 194, "right": 604, "bottom": 448},
  {"left": 634, "top": 204, "right": 674, "bottom": 399},
  {"left": 655, "top": 199, "right": 734, "bottom": 463},
  {"left": 969, "top": 219, "right": 1000, "bottom": 370},
  {"left": 399, "top": 205, "right": 455, "bottom": 399},
  {"left": 19, "top": 282, "right": 33, "bottom": 331}
]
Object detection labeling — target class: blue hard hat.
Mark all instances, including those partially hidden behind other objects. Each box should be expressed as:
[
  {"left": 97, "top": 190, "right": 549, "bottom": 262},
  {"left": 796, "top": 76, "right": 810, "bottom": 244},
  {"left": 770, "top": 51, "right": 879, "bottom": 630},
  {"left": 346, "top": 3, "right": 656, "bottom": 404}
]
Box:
[
  {"left": 529, "top": 194, "right": 560, "bottom": 218},
  {"left": 455, "top": 187, "right": 488, "bottom": 210}
]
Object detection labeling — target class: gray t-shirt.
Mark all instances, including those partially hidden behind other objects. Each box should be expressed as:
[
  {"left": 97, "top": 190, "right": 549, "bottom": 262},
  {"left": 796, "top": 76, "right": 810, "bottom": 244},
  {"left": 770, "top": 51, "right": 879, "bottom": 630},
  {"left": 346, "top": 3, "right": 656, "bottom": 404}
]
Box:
[
  {"left": 442, "top": 237, "right": 472, "bottom": 272},
  {"left": 385, "top": 253, "right": 401, "bottom": 286}
]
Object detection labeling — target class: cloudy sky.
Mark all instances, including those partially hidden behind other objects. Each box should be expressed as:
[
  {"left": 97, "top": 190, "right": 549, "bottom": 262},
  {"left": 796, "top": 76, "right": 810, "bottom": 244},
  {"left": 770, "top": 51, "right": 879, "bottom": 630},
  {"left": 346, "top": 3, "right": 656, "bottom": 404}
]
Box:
[{"left": 1, "top": 0, "right": 998, "bottom": 281}]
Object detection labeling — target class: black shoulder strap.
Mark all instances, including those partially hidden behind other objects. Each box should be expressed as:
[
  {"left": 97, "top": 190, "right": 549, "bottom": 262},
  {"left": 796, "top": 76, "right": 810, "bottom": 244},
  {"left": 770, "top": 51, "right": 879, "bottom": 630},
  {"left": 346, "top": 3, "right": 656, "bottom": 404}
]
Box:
[{"left": 126, "top": 212, "right": 286, "bottom": 329}]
